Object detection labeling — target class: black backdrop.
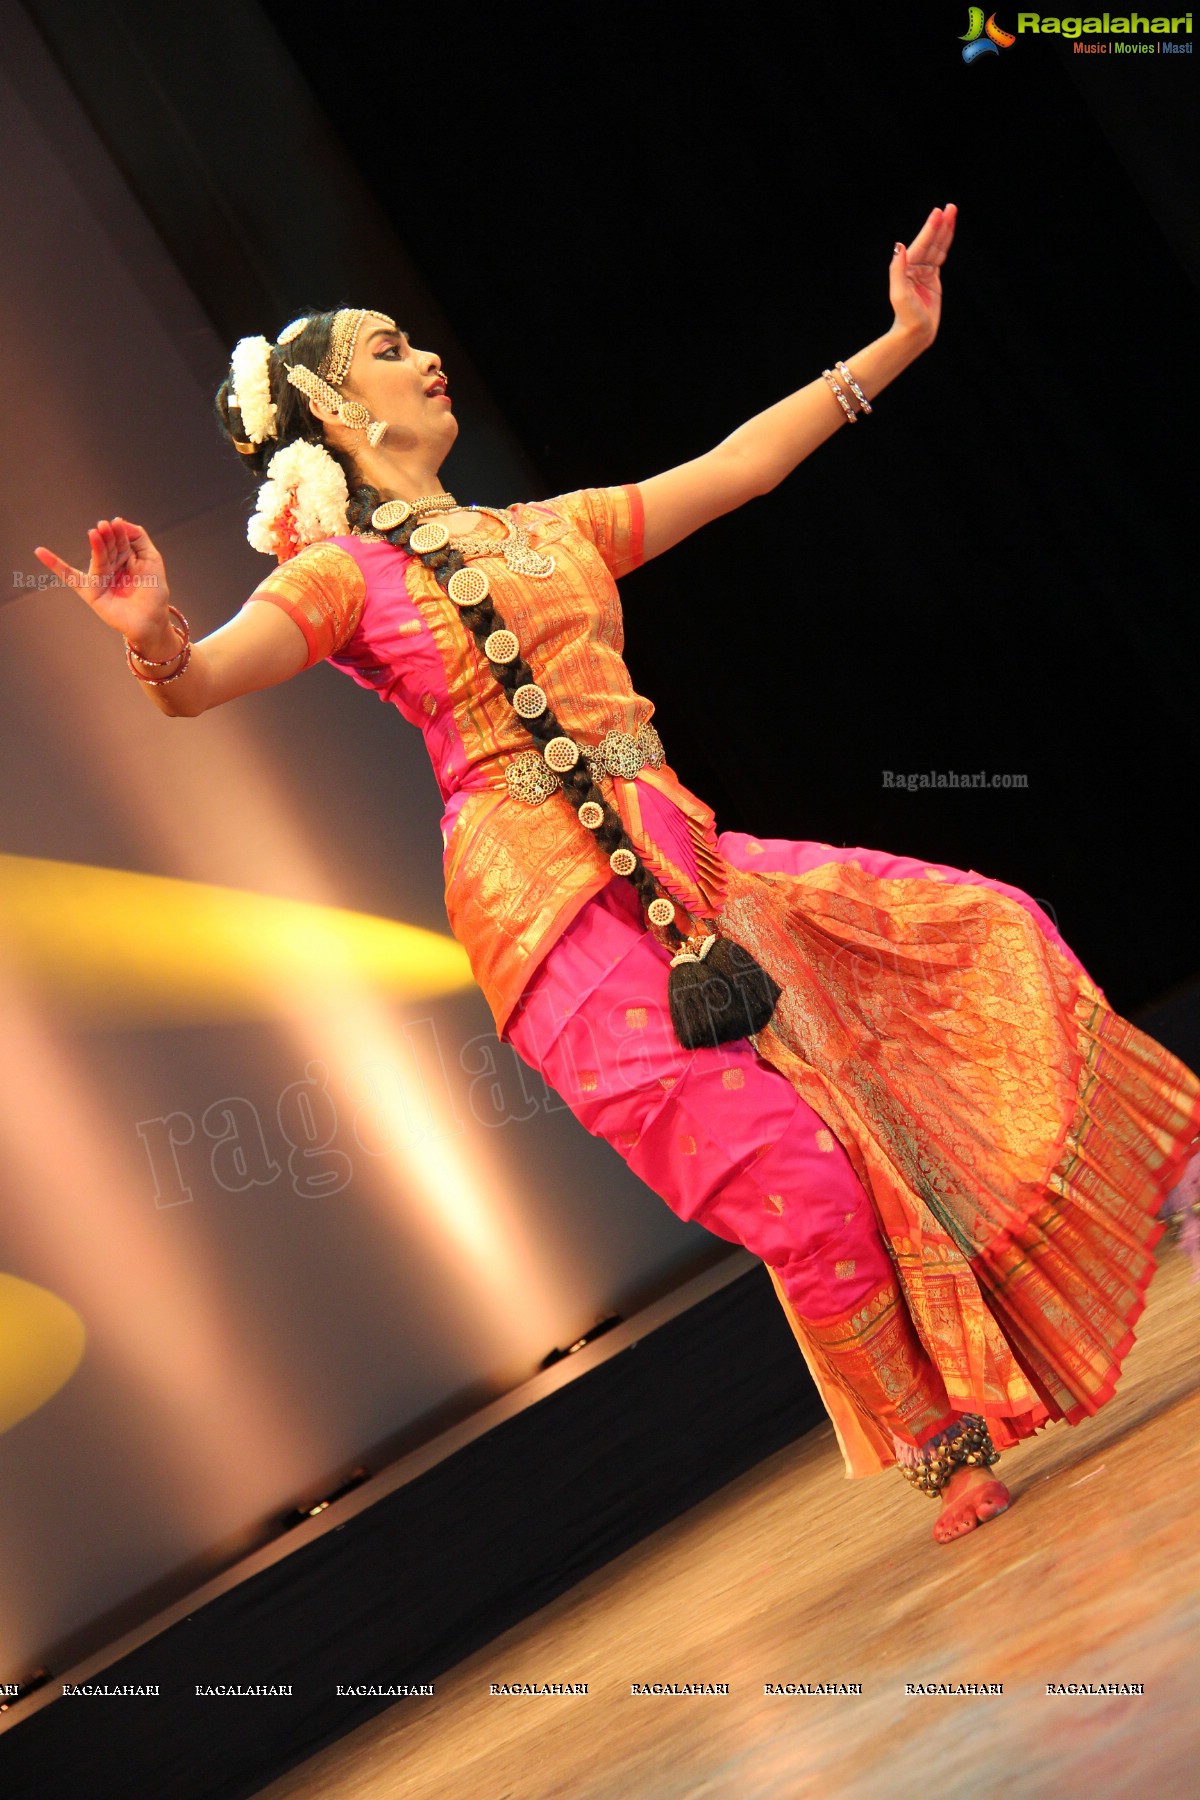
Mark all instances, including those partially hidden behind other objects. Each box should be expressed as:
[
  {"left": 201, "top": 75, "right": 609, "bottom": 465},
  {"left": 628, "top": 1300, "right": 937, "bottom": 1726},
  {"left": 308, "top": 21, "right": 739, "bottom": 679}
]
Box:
[{"left": 260, "top": 2, "right": 1199, "bottom": 1017}]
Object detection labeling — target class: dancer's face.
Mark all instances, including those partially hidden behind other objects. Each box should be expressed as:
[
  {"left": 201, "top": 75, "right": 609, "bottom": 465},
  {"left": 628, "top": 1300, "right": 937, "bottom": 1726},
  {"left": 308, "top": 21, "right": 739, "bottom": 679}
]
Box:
[{"left": 341, "top": 320, "right": 457, "bottom": 461}]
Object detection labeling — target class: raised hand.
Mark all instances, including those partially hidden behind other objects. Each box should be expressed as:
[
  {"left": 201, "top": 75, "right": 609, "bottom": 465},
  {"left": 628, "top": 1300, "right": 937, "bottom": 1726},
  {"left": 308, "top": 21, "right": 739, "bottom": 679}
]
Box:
[
  {"left": 889, "top": 204, "right": 957, "bottom": 347},
  {"left": 34, "top": 517, "right": 175, "bottom": 655}
]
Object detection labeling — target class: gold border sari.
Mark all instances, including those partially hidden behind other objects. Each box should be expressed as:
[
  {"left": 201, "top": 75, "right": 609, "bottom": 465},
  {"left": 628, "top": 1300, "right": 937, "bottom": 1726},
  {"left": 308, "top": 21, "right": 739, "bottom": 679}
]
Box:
[{"left": 713, "top": 859, "right": 1200, "bottom": 1478}]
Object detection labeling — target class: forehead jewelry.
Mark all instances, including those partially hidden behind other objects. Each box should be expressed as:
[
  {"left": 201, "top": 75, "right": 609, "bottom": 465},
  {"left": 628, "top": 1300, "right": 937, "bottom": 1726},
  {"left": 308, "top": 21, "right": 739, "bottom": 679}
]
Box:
[
  {"left": 320, "top": 309, "right": 397, "bottom": 387},
  {"left": 283, "top": 308, "right": 397, "bottom": 448}
]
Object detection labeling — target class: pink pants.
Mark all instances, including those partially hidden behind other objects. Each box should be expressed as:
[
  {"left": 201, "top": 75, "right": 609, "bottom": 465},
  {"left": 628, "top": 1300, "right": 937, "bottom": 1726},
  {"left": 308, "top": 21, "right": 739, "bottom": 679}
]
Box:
[{"left": 502, "top": 873, "right": 956, "bottom": 1445}]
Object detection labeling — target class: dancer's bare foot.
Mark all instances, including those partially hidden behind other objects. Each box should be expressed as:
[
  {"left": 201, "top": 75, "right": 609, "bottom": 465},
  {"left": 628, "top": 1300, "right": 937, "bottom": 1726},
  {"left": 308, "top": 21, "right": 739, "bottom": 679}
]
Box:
[{"left": 932, "top": 1464, "right": 1011, "bottom": 1544}]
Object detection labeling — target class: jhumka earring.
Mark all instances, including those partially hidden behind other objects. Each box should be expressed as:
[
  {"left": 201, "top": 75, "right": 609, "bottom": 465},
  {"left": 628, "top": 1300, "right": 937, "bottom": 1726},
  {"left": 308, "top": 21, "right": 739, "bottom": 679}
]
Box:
[{"left": 286, "top": 363, "right": 389, "bottom": 447}]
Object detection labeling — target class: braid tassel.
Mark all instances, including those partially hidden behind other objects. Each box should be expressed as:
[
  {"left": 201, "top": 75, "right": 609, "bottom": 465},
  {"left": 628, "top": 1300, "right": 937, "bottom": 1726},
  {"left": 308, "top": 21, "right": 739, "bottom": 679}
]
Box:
[
  {"left": 366, "top": 497, "right": 780, "bottom": 1050},
  {"left": 667, "top": 936, "right": 781, "bottom": 1051}
]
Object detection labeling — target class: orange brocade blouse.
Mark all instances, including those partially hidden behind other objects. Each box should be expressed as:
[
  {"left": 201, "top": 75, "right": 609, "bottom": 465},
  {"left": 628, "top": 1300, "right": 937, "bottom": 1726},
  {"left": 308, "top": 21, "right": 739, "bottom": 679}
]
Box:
[{"left": 247, "top": 486, "right": 728, "bottom": 1032}]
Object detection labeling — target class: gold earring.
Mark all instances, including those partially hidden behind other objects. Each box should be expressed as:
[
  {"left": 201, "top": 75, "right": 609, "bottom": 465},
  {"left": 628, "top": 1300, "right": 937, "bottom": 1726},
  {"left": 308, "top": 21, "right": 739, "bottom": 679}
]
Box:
[
  {"left": 338, "top": 397, "right": 387, "bottom": 444},
  {"left": 286, "top": 367, "right": 386, "bottom": 444}
]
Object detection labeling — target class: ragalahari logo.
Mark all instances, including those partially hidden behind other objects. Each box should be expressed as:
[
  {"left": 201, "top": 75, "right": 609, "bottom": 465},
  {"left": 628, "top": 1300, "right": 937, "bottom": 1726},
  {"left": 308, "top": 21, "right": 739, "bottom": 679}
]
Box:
[{"left": 960, "top": 8, "right": 1017, "bottom": 59}]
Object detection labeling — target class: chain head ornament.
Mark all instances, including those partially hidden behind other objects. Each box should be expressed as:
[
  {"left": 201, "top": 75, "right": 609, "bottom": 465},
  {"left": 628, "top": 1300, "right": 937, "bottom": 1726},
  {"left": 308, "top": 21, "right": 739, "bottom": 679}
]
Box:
[{"left": 318, "top": 309, "right": 397, "bottom": 388}]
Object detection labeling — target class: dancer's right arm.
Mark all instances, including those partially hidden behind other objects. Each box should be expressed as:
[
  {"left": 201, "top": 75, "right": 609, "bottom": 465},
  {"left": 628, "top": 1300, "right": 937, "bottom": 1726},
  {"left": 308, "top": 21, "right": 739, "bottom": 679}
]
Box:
[{"left": 33, "top": 516, "right": 307, "bottom": 717}]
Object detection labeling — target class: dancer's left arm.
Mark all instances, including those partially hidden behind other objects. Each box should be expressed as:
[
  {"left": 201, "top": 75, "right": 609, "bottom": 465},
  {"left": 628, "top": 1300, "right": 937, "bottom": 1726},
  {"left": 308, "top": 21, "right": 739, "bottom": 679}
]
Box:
[{"left": 637, "top": 204, "right": 956, "bottom": 564}]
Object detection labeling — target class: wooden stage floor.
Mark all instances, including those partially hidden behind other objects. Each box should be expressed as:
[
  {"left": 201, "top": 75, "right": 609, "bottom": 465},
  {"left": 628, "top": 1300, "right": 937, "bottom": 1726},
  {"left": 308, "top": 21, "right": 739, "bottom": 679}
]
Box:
[{"left": 256, "top": 1244, "right": 1200, "bottom": 1800}]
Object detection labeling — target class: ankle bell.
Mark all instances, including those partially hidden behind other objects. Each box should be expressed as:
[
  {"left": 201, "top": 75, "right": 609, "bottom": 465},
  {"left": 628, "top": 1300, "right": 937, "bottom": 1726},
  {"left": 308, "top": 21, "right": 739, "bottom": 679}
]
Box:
[{"left": 895, "top": 1413, "right": 1001, "bottom": 1500}]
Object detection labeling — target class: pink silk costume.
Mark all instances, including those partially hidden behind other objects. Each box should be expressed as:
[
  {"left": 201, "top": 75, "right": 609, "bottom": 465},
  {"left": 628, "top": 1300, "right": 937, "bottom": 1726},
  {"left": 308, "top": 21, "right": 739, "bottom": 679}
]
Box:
[{"left": 247, "top": 485, "right": 1200, "bottom": 1480}]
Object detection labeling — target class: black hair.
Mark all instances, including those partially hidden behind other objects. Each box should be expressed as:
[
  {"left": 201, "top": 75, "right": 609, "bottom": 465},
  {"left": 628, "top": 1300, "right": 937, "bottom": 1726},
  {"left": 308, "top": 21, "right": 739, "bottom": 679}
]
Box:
[
  {"left": 213, "top": 309, "right": 375, "bottom": 522},
  {"left": 373, "top": 510, "right": 781, "bottom": 1050}
]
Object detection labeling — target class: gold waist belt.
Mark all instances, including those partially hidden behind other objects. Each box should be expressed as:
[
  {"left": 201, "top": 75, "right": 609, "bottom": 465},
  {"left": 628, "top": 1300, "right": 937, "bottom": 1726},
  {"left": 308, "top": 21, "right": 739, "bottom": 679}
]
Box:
[{"left": 505, "top": 721, "right": 666, "bottom": 806}]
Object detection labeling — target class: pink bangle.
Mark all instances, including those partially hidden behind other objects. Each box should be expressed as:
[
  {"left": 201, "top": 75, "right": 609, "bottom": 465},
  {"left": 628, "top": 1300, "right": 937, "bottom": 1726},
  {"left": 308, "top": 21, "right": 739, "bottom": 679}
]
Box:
[
  {"left": 126, "top": 636, "right": 192, "bottom": 685},
  {"left": 125, "top": 604, "right": 190, "bottom": 667}
]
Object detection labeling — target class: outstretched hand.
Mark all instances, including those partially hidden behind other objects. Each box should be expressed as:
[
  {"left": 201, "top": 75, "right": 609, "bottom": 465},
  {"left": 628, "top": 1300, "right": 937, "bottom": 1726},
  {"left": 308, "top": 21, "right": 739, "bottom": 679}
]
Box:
[
  {"left": 34, "top": 517, "right": 171, "bottom": 646},
  {"left": 889, "top": 204, "right": 957, "bottom": 347}
]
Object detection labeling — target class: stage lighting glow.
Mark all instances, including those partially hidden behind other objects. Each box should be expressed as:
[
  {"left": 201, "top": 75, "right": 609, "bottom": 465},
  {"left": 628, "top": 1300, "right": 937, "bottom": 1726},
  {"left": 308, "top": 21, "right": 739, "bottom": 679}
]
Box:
[
  {"left": 0, "top": 854, "right": 474, "bottom": 1027},
  {"left": 0, "top": 1273, "right": 86, "bottom": 1435}
]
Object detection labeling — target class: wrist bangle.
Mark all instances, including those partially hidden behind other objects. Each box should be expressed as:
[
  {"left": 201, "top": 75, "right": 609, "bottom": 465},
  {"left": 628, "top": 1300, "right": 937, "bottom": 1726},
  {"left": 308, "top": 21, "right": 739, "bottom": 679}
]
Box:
[
  {"left": 125, "top": 605, "right": 190, "bottom": 666},
  {"left": 835, "top": 360, "right": 872, "bottom": 414},
  {"left": 127, "top": 637, "right": 193, "bottom": 685},
  {"left": 821, "top": 368, "right": 857, "bottom": 423}
]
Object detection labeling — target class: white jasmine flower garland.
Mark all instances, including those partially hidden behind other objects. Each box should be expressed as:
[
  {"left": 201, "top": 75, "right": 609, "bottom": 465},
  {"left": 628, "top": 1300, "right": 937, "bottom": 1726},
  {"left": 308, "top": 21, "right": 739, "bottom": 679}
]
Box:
[
  {"left": 229, "top": 335, "right": 278, "bottom": 446},
  {"left": 247, "top": 440, "right": 350, "bottom": 562}
]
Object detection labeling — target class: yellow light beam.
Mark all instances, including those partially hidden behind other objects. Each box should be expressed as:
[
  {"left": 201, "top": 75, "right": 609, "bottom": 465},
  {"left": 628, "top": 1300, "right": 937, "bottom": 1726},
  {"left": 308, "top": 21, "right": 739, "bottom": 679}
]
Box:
[
  {"left": 0, "top": 855, "right": 474, "bottom": 1028},
  {"left": 0, "top": 1272, "right": 86, "bottom": 1437}
]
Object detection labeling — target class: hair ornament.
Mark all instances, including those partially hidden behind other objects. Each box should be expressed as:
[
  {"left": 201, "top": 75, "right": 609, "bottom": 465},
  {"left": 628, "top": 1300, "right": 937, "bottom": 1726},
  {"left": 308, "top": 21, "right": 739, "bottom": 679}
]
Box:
[
  {"left": 276, "top": 317, "right": 310, "bottom": 346},
  {"left": 246, "top": 439, "right": 349, "bottom": 563},
  {"left": 285, "top": 362, "right": 389, "bottom": 447},
  {"left": 229, "top": 336, "right": 278, "bottom": 445},
  {"left": 286, "top": 363, "right": 345, "bottom": 417}
]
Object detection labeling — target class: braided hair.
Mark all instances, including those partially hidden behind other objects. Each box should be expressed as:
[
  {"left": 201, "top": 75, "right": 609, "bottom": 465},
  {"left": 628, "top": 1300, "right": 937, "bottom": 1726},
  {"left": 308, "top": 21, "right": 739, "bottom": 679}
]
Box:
[
  {"left": 380, "top": 503, "right": 682, "bottom": 920},
  {"left": 362, "top": 503, "right": 780, "bottom": 1048},
  {"left": 214, "top": 315, "right": 780, "bottom": 1049}
]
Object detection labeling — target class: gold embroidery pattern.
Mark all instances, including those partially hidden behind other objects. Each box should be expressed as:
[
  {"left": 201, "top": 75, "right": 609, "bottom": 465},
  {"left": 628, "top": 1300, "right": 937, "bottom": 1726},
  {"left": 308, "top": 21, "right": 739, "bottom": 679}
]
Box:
[
  {"left": 609, "top": 770, "right": 728, "bottom": 919},
  {"left": 815, "top": 1129, "right": 836, "bottom": 1153},
  {"left": 625, "top": 1007, "right": 647, "bottom": 1029},
  {"left": 250, "top": 542, "right": 366, "bottom": 663},
  {"left": 715, "top": 858, "right": 1200, "bottom": 1474},
  {"left": 722, "top": 1069, "right": 745, "bottom": 1090},
  {"left": 796, "top": 1275, "right": 952, "bottom": 1441}
]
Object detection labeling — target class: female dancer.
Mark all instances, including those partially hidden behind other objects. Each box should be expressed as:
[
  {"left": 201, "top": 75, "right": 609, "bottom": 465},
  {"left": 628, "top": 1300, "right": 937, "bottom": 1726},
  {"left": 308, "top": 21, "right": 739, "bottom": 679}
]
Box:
[{"left": 35, "top": 204, "right": 1200, "bottom": 1545}]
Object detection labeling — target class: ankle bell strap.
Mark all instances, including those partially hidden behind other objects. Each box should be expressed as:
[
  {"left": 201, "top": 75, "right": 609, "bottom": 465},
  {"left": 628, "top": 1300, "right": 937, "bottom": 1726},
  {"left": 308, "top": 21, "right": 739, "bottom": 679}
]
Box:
[{"left": 896, "top": 1413, "right": 1001, "bottom": 1499}]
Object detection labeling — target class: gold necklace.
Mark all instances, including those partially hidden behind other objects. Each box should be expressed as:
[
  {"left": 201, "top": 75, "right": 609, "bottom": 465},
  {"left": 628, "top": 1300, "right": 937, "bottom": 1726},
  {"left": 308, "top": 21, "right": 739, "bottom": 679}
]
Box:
[
  {"left": 363, "top": 497, "right": 556, "bottom": 578},
  {"left": 450, "top": 505, "right": 556, "bottom": 579},
  {"left": 410, "top": 492, "right": 459, "bottom": 516}
]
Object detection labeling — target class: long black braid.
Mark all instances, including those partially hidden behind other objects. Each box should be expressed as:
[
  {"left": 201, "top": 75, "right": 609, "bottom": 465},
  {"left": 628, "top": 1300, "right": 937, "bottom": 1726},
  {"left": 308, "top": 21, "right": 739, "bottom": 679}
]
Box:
[
  {"left": 347, "top": 482, "right": 685, "bottom": 943},
  {"left": 346, "top": 483, "right": 780, "bottom": 1050}
]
